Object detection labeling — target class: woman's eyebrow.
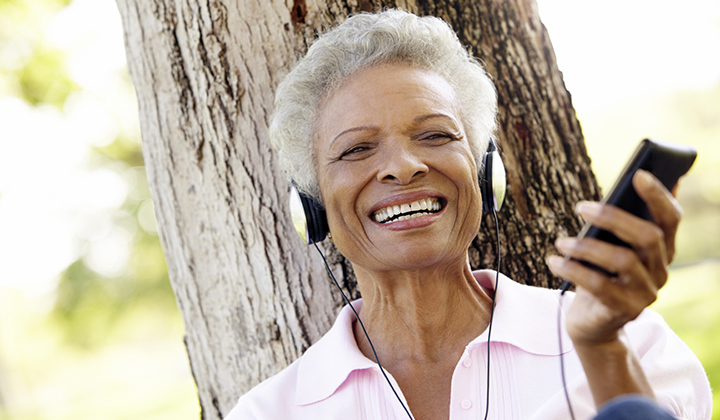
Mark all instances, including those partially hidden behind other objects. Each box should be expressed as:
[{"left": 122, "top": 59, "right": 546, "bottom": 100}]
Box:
[
  {"left": 331, "top": 125, "right": 377, "bottom": 145},
  {"left": 413, "top": 113, "right": 457, "bottom": 125}
]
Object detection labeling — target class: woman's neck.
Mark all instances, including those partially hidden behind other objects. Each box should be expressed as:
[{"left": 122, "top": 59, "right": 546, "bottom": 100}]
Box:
[{"left": 351, "top": 261, "right": 493, "bottom": 365}]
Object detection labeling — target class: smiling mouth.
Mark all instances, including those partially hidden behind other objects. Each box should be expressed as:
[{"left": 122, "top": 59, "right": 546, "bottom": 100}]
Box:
[{"left": 372, "top": 197, "right": 445, "bottom": 224}]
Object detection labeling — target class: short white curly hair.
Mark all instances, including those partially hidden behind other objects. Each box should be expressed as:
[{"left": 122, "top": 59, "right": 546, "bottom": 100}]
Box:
[{"left": 270, "top": 9, "right": 498, "bottom": 201}]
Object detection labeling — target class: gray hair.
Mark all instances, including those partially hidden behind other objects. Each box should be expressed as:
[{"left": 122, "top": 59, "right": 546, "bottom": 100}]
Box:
[{"left": 269, "top": 9, "right": 498, "bottom": 201}]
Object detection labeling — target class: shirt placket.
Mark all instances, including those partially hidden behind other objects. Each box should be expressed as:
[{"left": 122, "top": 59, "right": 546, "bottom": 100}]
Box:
[{"left": 449, "top": 346, "right": 482, "bottom": 420}]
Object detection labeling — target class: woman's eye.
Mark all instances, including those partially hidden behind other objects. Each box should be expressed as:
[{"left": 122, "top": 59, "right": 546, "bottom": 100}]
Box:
[
  {"left": 423, "top": 133, "right": 455, "bottom": 143},
  {"left": 340, "top": 145, "right": 371, "bottom": 159},
  {"left": 347, "top": 146, "right": 366, "bottom": 154}
]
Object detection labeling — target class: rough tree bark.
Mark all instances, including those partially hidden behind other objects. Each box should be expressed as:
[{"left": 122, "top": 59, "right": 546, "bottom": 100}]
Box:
[{"left": 116, "top": 0, "right": 600, "bottom": 418}]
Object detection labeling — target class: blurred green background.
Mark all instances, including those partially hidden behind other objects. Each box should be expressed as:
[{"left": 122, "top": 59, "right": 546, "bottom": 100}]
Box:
[{"left": 0, "top": 0, "right": 717, "bottom": 419}]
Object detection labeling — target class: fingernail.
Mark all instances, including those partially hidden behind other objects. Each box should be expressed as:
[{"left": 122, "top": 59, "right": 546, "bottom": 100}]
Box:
[
  {"left": 575, "top": 201, "right": 601, "bottom": 218},
  {"left": 635, "top": 169, "right": 654, "bottom": 189},
  {"left": 546, "top": 255, "right": 564, "bottom": 271},
  {"left": 554, "top": 237, "right": 576, "bottom": 253}
]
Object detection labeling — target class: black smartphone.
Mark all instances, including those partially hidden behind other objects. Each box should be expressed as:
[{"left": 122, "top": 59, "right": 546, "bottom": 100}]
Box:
[{"left": 561, "top": 139, "right": 697, "bottom": 289}]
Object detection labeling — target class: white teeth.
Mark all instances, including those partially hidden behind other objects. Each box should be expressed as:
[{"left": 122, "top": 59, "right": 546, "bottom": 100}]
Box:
[{"left": 372, "top": 197, "right": 443, "bottom": 223}]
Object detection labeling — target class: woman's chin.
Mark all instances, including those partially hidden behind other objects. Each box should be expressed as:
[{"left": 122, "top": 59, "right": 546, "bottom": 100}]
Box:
[{"left": 371, "top": 241, "right": 468, "bottom": 273}]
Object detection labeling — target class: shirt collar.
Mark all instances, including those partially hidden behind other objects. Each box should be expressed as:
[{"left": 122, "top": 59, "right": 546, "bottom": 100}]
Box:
[
  {"left": 296, "top": 299, "right": 376, "bottom": 405},
  {"left": 470, "top": 269, "right": 574, "bottom": 356},
  {"left": 295, "top": 270, "right": 574, "bottom": 405}
]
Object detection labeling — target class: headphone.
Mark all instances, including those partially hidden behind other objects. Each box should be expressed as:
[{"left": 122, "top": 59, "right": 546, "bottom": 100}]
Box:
[{"left": 289, "top": 141, "right": 506, "bottom": 244}]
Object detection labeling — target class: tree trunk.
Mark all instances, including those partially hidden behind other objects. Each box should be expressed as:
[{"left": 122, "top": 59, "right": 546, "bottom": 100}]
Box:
[{"left": 116, "top": 0, "right": 600, "bottom": 418}]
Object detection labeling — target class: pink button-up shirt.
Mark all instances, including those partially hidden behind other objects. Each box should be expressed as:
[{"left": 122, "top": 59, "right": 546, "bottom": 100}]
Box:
[{"left": 225, "top": 270, "right": 712, "bottom": 419}]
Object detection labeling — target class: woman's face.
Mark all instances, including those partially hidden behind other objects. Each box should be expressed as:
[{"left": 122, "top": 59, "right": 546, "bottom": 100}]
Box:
[{"left": 314, "top": 64, "right": 482, "bottom": 272}]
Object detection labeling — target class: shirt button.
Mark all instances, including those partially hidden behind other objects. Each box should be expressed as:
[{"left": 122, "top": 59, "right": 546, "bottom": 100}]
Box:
[
  {"left": 462, "top": 357, "right": 472, "bottom": 368},
  {"left": 461, "top": 399, "right": 472, "bottom": 410}
]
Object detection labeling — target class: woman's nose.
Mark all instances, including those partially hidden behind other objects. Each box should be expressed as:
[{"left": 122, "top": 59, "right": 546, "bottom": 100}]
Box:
[{"left": 376, "top": 142, "right": 429, "bottom": 185}]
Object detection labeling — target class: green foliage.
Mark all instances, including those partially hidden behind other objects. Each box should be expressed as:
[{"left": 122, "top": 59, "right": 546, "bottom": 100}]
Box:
[
  {"left": 0, "top": 0, "right": 73, "bottom": 16},
  {"left": 53, "top": 260, "right": 129, "bottom": 348},
  {"left": 93, "top": 135, "right": 146, "bottom": 168},
  {"left": 0, "top": 0, "right": 79, "bottom": 108},
  {"left": 13, "top": 43, "right": 78, "bottom": 108},
  {"left": 53, "top": 253, "right": 175, "bottom": 349},
  {"left": 0, "top": 0, "right": 173, "bottom": 351},
  {"left": 52, "top": 138, "right": 176, "bottom": 348},
  {"left": 651, "top": 263, "right": 720, "bottom": 420}
]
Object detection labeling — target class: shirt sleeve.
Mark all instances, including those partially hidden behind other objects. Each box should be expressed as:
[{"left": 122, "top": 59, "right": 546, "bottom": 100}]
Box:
[{"left": 624, "top": 308, "right": 713, "bottom": 420}]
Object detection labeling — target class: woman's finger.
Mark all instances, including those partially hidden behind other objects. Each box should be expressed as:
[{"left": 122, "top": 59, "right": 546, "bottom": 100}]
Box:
[
  {"left": 546, "top": 255, "right": 656, "bottom": 319},
  {"left": 556, "top": 237, "right": 643, "bottom": 278},
  {"left": 632, "top": 170, "right": 683, "bottom": 263},
  {"left": 575, "top": 201, "right": 668, "bottom": 274},
  {"left": 554, "top": 236, "right": 667, "bottom": 291}
]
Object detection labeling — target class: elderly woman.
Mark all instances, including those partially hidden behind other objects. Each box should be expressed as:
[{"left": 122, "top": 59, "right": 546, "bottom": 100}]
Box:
[{"left": 225, "top": 10, "right": 711, "bottom": 420}]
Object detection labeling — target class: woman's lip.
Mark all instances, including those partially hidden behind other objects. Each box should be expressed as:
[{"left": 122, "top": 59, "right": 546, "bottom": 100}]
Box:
[{"left": 367, "top": 190, "right": 447, "bottom": 217}]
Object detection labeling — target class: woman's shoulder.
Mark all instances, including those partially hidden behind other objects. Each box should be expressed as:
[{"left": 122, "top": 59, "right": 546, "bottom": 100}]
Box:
[
  {"left": 223, "top": 358, "right": 303, "bottom": 420},
  {"left": 223, "top": 301, "right": 376, "bottom": 419}
]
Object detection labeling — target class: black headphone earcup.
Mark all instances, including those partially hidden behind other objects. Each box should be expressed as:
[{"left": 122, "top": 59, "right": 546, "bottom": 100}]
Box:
[
  {"left": 481, "top": 142, "right": 507, "bottom": 213},
  {"left": 304, "top": 194, "right": 329, "bottom": 243},
  {"left": 289, "top": 185, "right": 329, "bottom": 244}
]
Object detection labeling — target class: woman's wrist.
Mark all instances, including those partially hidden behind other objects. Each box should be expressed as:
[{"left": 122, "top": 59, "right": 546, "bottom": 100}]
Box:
[{"left": 573, "top": 329, "right": 655, "bottom": 407}]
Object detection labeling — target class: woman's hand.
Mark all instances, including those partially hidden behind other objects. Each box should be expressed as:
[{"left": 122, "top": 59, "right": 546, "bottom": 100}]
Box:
[
  {"left": 546, "top": 169, "right": 683, "bottom": 406},
  {"left": 547, "top": 170, "right": 682, "bottom": 344}
]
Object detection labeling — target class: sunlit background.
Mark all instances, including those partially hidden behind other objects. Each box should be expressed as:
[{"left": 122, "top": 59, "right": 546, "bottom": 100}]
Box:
[{"left": 0, "top": 0, "right": 718, "bottom": 419}]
